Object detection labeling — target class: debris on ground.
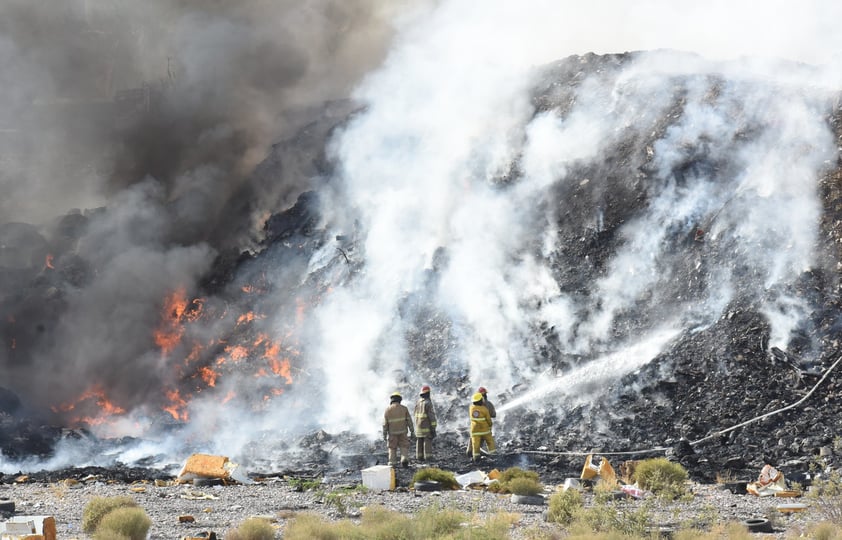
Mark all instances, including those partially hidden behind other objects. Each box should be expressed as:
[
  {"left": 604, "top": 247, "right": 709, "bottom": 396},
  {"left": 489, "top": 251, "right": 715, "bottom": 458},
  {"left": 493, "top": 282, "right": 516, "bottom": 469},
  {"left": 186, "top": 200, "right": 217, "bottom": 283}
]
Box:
[{"left": 176, "top": 454, "right": 249, "bottom": 485}]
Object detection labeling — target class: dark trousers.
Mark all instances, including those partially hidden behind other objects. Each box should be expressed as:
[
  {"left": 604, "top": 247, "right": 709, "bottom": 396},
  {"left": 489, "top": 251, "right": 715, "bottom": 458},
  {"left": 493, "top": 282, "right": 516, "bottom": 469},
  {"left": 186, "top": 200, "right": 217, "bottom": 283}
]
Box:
[{"left": 416, "top": 437, "right": 433, "bottom": 460}]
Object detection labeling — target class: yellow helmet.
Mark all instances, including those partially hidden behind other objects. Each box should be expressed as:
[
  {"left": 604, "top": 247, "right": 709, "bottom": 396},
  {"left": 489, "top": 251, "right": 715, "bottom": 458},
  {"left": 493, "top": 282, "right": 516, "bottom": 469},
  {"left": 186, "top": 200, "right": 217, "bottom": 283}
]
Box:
[
  {"left": 472, "top": 392, "right": 484, "bottom": 403},
  {"left": 390, "top": 392, "right": 402, "bottom": 401}
]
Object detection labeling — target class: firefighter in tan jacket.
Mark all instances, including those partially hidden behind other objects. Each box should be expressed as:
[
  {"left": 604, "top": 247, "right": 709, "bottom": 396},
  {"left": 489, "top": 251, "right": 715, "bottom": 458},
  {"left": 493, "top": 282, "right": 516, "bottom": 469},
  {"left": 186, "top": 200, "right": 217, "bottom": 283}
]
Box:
[
  {"left": 383, "top": 392, "right": 415, "bottom": 467},
  {"left": 469, "top": 392, "right": 496, "bottom": 462},
  {"left": 414, "top": 385, "right": 437, "bottom": 461}
]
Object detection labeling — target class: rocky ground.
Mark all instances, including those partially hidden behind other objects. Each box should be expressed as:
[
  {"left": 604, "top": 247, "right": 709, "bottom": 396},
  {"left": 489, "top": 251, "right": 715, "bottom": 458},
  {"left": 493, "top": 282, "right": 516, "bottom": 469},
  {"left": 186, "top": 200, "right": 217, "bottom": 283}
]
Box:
[{"left": 0, "top": 471, "right": 823, "bottom": 539}]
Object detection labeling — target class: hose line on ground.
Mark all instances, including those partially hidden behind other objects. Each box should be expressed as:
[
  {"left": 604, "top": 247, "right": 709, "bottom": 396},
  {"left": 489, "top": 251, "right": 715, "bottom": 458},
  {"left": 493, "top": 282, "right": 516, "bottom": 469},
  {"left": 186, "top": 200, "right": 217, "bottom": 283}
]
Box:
[
  {"left": 515, "top": 354, "right": 842, "bottom": 458},
  {"left": 688, "top": 354, "right": 842, "bottom": 447}
]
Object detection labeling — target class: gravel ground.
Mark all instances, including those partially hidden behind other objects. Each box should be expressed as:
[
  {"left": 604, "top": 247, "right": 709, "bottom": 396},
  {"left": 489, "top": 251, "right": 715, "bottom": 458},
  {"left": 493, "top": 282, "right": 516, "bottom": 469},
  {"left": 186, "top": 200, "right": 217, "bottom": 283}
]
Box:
[{"left": 0, "top": 474, "right": 822, "bottom": 539}]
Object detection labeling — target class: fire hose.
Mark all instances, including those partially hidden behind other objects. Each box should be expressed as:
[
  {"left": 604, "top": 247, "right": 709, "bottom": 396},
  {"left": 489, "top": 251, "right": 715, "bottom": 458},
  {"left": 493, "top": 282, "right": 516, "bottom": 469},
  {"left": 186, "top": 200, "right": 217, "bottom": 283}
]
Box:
[{"left": 518, "top": 354, "right": 842, "bottom": 457}]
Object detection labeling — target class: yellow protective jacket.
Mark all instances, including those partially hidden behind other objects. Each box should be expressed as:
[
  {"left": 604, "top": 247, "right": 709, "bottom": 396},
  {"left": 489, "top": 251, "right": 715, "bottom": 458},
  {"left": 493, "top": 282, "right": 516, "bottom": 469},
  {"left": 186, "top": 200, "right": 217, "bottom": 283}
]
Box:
[
  {"left": 414, "top": 397, "right": 437, "bottom": 437},
  {"left": 469, "top": 403, "right": 492, "bottom": 436},
  {"left": 383, "top": 403, "right": 414, "bottom": 436}
]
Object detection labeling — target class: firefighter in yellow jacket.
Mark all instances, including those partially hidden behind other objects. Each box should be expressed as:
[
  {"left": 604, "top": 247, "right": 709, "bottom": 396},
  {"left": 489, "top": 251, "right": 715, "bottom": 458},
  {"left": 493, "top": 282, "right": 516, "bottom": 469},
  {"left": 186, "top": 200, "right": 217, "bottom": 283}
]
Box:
[
  {"left": 469, "top": 392, "right": 495, "bottom": 462},
  {"left": 414, "top": 385, "right": 437, "bottom": 461},
  {"left": 466, "top": 386, "right": 496, "bottom": 455},
  {"left": 383, "top": 392, "right": 415, "bottom": 467}
]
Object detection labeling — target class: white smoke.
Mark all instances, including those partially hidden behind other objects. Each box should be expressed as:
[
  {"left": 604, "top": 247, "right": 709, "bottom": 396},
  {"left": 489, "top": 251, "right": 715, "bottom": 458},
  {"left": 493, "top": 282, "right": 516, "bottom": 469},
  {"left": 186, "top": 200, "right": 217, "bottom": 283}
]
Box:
[{"left": 312, "top": 0, "right": 839, "bottom": 435}]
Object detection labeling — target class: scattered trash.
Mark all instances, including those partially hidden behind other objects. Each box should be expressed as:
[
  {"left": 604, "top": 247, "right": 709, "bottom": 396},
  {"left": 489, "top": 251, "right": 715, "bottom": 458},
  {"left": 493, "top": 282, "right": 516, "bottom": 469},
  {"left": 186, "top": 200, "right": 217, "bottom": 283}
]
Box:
[
  {"left": 562, "top": 478, "right": 581, "bottom": 492},
  {"left": 0, "top": 516, "right": 56, "bottom": 540},
  {"left": 181, "top": 532, "right": 217, "bottom": 540},
  {"left": 361, "top": 465, "right": 395, "bottom": 491},
  {"left": 746, "top": 464, "right": 788, "bottom": 496},
  {"left": 178, "top": 515, "right": 196, "bottom": 523},
  {"left": 413, "top": 480, "right": 441, "bottom": 492},
  {"left": 776, "top": 503, "right": 808, "bottom": 513},
  {"left": 620, "top": 485, "right": 645, "bottom": 499},
  {"left": 177, "top": 454, "right": 250, "bottom": 485},
  {"left": 510, "top": 493, "right": 545, "bottom": 505},
  {"left": 578, "top": 455, "right": 646, "bottom": 498},
  {"left": 619, "top": 460, "right": 639, "bottom": 484},
  {"left": 742, "top": 518, "right": 772, "bottom": 533},
  {"left": 580, "top": 454, "right": 617, "bottom": 484},
  {"left": 180, "top": 489, "right": 219, "bottom": 500},
  {"left": 718, "top": 481, "right": 748, "bottom": 495},
  {"left": 455, "top": 470, "right": 487, "bottom": 489}
]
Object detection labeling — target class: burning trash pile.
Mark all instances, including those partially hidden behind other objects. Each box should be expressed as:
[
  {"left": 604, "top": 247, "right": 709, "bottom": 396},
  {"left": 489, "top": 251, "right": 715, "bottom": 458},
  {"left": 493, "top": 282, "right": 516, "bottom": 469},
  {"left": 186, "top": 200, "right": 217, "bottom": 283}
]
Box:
[{"left": 2, "top": 9, "right": 842, "bottom": 491}]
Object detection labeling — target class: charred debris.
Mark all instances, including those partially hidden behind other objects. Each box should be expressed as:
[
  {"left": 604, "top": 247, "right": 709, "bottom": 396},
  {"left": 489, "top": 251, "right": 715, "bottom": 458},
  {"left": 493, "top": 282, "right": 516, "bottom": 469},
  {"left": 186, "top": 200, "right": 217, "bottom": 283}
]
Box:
[{"left": 3, "top": 51, "right": 842, "bottom": 484}]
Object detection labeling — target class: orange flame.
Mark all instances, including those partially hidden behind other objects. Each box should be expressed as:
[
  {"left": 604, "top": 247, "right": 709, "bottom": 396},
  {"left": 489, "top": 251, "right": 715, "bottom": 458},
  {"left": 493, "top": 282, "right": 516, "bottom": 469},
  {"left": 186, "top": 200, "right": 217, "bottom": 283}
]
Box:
[
  {"left": 237, "top": 312, "right": 264, "bottom": 325},
  {"left": 198, "top": 366, "right": 218, "bottom": 387},
  {"left": 254, "top": 333, "right": 294, "bottom": 385},
  {"left": 153, "top": 287, "right": 189, "bottom": 355},
  {"left": 51, "top": 386, "right": 126, "bottom": 426},
  {"left": 163, "top": 389, "right": 189, "bottom": 421},
  {"left": 45, "top": 254, "right": 54, "bottom": 269},
  {"left": 223, "top": 345, "right": 249, "bottom": 361}
]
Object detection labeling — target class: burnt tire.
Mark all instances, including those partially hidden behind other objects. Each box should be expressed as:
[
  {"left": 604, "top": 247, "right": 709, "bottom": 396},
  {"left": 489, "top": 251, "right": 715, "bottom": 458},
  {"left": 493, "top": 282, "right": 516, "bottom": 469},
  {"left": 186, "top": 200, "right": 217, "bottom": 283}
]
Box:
[
  {"left": 510, "top": 494, "right": 545, "bottom": 505},
  {"left": 743, "top": 518, "right": 772, "bottom": 533},
  {"left": 414, "top": 480, "right": 441, "bottom": 492}
]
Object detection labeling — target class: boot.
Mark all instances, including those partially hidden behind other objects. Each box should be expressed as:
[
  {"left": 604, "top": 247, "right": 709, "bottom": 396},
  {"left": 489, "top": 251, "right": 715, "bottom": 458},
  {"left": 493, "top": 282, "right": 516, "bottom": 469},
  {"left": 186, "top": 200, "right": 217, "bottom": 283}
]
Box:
[{"left": 401, "top": 458, "right": 409, "bottom": 468}]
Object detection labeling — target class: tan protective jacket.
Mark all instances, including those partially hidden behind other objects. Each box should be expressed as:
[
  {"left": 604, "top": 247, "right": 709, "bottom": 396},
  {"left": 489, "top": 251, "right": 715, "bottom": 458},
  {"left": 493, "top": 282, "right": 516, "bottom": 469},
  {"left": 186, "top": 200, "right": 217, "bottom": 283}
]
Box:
[
  {"left": 414, "top": 397, "right": 437, "bottom": 437},
  {"left": 383, "top": 402, "right": 414, "bottom": 436}
]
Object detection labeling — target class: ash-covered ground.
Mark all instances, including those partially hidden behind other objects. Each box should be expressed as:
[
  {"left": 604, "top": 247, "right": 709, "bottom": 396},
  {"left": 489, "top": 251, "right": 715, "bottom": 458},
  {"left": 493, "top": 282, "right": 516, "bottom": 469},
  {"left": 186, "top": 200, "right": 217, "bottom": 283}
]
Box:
[{"left": 3, "top": 49, "right": 842, "bottom": 489}]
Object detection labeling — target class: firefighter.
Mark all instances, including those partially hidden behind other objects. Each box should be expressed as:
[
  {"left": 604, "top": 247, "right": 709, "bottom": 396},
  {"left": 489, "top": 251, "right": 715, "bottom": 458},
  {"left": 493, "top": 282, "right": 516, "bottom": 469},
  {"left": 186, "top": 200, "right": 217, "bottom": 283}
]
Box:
[
  {"left": 382, "top": 391, "right": 414, "bottom": 467},
  {"left": 465, "top": 386, "right": 496, "bottom": 455},
  {"left": 469, "top": 392, "right": 495, "bottom": 462},
  {"left": 477, "top": 387, "right": 496, "bottom": 418},
  {"left": 414, "top": 384, "right": 437, "bottom": 461}
]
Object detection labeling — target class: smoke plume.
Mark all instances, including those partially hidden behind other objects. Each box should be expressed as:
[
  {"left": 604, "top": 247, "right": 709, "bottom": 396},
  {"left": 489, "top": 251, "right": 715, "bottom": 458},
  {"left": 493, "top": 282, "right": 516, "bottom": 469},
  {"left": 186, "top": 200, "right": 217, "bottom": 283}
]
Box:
[{"left": 1, "top": 0, "right": 841, "bottom": 471}]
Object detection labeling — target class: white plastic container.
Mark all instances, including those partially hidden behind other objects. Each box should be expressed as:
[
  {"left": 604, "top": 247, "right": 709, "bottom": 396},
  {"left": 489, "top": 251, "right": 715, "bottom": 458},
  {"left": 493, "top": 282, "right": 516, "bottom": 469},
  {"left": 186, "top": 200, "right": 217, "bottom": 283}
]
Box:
[{"left": 361, "top": 465, "right": 396, "bottom": 491}]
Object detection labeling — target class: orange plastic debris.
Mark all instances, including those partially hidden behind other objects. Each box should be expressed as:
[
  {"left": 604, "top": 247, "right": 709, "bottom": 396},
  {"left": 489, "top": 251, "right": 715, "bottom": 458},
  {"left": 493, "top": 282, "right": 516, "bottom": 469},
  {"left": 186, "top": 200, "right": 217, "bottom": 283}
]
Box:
[{"left": 177, "top": 454, "right": 231, "bottom": 483}]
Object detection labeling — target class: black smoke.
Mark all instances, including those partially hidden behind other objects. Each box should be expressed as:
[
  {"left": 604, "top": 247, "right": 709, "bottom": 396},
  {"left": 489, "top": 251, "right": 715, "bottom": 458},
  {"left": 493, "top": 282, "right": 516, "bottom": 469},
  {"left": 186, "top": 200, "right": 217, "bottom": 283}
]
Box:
[{"left": 0, "top": 0, "right": 413, "bottom": 426}]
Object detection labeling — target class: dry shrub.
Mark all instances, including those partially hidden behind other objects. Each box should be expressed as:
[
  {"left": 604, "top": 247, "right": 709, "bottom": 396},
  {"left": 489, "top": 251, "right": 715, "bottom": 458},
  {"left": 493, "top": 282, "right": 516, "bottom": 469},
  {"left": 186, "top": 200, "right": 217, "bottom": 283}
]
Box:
[
  {"left": 808, "top": 521, "right": 842, "bottom": 540},
  {"left": 359, "top": 505, "right": 414, "bottom": 538},
  {"left": 410, "top": 467, "right": 460, "bottom": 490},
  {"left": 90, "top": 531, "right": 130, "bottom": 540},
  {"left": 411, "top": 504, "right": 465, "bottom": 537},
  {"left": 488, "top": 466, "right": 541, "bottom": 494},
  {"left": 577, "top": 503, "right": 643, "bottom": 535},
  {"left": 507, "top": 477, "right": 543, "bottom": 496},
  {"left": 226, "top": 517, "right": 276, "bottom": 540},
  {"left": 546, "top": 489, "right": 583, "bottom": 525},
  {"left": 94, "top": 507, "right": 151, "bottom": 540},
  {"left": 82, "top": 496, "right": 138, "bottom": 533},
  {"left": 283, "top": 504, "right": 511, "bottom": 540},
  {"left": 631, "top": 457, "right": 688, "bottom": 500},
  {"left": 673, "top": 522, "right": 752, "bottom": 540},
  {"left": 808, "top": 468, "right": 842, "bottom": 524}
]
